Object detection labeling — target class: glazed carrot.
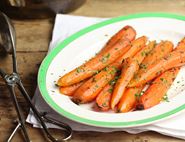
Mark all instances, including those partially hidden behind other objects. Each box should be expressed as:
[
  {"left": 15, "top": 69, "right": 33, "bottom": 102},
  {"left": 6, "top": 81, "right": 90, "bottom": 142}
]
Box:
[
  {"left": 137, "top": 68, "right": 180, "bottom": 109},
  {"left": 93, "top": 36, "right": 147, "bottom": 109},
  {"left": 57, "top": 26, "right": 136, "bottom": 87},
  {"left": 100, "top": 26, "right": 137, "bottom": 53},
  {"left": 111, "top": 41, "right": 156, "bottom": 109},
  {"left": 72, "top": 36, "right": 147, "bottom": 104},
  {"left": 117, "top": 87, "right": 143, "bottom": 112},
  {"left": 59, "top": 81, "right": 84, "bottom": 96},
  {"left": 138, "top": 41, "right": 173, "bottom": 72},
  {"left": 116, "top": 36, "right": 147, "bottom": 62},
  {"left": 95, "top": 83, "right": 113, "bottom": 111},
  {"left": 128, "top": 49, "right": 185, "bottom": 87},
  {"left": 117, "top": 41, "right": 173, "bottom": 112},
  {"left": 72, "top": 65, "right": 118, "bottom": 104}
]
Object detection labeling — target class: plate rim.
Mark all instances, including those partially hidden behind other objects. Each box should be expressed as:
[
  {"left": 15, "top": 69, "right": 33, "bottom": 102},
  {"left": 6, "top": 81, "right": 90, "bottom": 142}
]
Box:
[{"left": 38, "top": 12, "right": 185, "bottom": 128}]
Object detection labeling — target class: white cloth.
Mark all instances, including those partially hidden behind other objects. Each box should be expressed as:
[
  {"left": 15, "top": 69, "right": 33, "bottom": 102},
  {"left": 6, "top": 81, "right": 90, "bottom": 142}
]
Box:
[{"left": 26, "top": 14, "right": 185, "bottom": 140}]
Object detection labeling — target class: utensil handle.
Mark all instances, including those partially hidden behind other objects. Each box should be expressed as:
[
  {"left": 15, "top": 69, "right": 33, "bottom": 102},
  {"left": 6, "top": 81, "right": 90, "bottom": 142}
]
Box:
[
  {"left": 17, "top": 81, "right": 60, "bottom": 142},
  {"left": 7, "top": 123, "right": 21, "bottom": 142},
  {"left": 7, "top": 85, "right": 30, "bottom": 142}
]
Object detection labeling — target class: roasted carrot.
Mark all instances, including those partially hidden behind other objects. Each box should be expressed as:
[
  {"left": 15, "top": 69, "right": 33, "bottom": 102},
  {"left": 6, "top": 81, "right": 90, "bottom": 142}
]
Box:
[
  {"left": 72, "top": 36, "right": 147, "bottom": 104},
  {"left": 137, "top": 68, "right": 180, "bottom": 109},
  {"left": 59, "top": 81, "right": 84, "bottom": 96},
  {"left": 117, "top": 41, "right": 173, "bottom": 112},
  {"left": 57, "top": 26, "right": 136, "bottom": 87},
  {"left": 101, "top": 26, "right": 137, "bottom": 53},
  {"left": 137, "top": 41, "right": 173, "bottom": 73},
  {"left": 72, "top": 65, "right": 118, "bottom": 104},
  {"left": 95, "top": 83, "right": 113, "bottom": 111},
  {"left": 117, "top": 36, "right": 147, "bottom": 62},
  {"left": 128, "top": 49, "right": 185, "bottom": 87},
  {"left": 117, "top": 87, "right": 143, "bottom": 112},
  {"left": 92, "top": 36, "right": 147, "bottom": 109},
  {"left": 111, "top": 41, "right": 156, "bottom": 109}
]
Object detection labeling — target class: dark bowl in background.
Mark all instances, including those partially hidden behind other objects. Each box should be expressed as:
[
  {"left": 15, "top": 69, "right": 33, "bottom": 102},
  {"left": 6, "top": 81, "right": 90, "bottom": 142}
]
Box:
[{"left": 0, "top": 0, "right": 86, "bottom": 19}]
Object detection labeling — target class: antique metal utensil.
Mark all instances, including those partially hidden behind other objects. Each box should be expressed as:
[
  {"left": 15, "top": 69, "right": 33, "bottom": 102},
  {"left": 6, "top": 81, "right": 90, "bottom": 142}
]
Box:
[{"left": 0, "top": 12, "right": 72, "bottom": 142}]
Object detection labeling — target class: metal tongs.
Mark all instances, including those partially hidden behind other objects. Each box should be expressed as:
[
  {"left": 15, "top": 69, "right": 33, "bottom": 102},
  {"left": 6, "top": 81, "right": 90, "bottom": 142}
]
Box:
[{"left": 0, "top": 12, "right": 72, "bottom": 142}]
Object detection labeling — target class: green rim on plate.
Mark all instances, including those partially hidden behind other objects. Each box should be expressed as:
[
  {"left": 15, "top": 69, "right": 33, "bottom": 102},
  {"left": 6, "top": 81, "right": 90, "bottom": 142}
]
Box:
[{"left": 38, "top": 12, "right": 185, "bottom": 127}]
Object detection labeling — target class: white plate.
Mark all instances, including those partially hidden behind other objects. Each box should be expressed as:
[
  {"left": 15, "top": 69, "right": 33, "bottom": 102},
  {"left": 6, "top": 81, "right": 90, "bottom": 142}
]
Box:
[{"left": 38, "top": 13, "right": 185, "bottom": 128}]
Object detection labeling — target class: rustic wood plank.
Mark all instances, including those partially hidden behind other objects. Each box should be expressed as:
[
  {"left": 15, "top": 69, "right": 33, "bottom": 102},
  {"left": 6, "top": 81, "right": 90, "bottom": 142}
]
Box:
[
  {"left": 13, "top": 19, "right": 53, "bottom": 52},
  {"left": 1, "top": 0, "right": 185, "bottom": 141},
  {"left": 71, "top": 0, "right": 185, "bottom": 17},
  {"left": 0, "top": 52, "right": 46, "bottom": 85}
]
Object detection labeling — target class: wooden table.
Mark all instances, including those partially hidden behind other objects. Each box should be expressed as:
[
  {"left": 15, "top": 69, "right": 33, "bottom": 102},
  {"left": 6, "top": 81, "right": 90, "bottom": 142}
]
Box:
[{"left": 1, "top": 0, "right": 185, "bottom": 141}]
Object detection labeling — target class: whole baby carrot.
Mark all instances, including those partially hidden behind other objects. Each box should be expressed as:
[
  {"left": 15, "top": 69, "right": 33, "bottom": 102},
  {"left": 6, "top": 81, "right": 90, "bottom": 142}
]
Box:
[
  {"left": 128, "top": 49, "right": 185, "bottom": 87},
  {"left": 57, "top": 26, "right": 136, "bottom": 86},
  {"left": 93, "top": 36, "right": 147, "bottom": 110},
  {"left": 72, "top": 36, "right": 147, "bottom": 104},
  {"left": 137, "top": 68, "right": 180, "bottom": 109},
  {"left": 111, "top": 41, "right": 156, "bottom": 109},
  {"left": 95, "top": 83, "right": 113, "bottom": 111},
  {"left": 59, "top": 81, "right": 84, "bottom": 96},
  {"left": 101, "top": 26, "right": 137, "bottom": 53},
  {"left": 117, "top": 40, "right": 174, "bottom": 112}
]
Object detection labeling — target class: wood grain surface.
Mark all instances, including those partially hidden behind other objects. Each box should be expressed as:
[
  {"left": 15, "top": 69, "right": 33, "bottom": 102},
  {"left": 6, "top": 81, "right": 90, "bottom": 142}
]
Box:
[{"left": 1, "top": 0, "right": 185, "bottom": 141}]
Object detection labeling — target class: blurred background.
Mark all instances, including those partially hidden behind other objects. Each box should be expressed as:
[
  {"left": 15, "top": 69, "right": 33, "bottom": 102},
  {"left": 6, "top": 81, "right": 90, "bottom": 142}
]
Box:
[
  {"left": 0, "top": 0, "right": 86, "bottom": 19},
  {"left": 1, "top": 0, "right": 185, "bottom": 19}
]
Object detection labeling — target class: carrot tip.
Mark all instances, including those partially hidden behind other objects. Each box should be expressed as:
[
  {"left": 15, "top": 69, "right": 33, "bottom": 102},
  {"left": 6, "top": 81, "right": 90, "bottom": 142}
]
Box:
[
  {"left": 116, "top": 109, "right": 121, "bottom": 113},
  {"left": 71, "top": 98, "right": 81, "bottom": 105},
  {"left": 136, "top": 104, "right": 144, "bottom": 110}
]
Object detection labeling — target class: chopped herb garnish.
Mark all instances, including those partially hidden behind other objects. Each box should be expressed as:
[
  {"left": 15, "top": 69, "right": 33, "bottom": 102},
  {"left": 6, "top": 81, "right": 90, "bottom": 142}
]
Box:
[
  {"left": 135, "top": 93, "right": 142, "bottom": 99},
  {"left": 109, "top": 76, "right": 120, "bottom": 86},
  {"left": 162, "top": 94, "right": 169, "bottom": 102},
  {"left": 76, "top": 68, "right": 82, "bottom": 73},
  {"left": 141, "top": 91, "right": 145, "bottom": 94},
  {"left": 110, "top": 68, "right": 117, "bottom": 75},
  {"left": 94, "top": 70, "right": 100, "bottom": 74},
  {"left": 160, "top": 78, "right": 167, "bottom": 83},
  {"left": 100, "top": 53, "right": 110, "bottom": 63},
  {"left": 95, "top": 84, "right": 99, "bottom": 88},
  {"left": 135, "top": 91, "right": 145, "bottom": 100},
  {"left": 177, "top": 81, "right": 180, "bottom": 83},
  {"left": 92, "top": 77, "right": 97, "bottom": 83},
  {"left": 109, "top": 80, "right": 116, "bottom": 86},
  {"left": 103, "top": 67, "right": 109, "bottom": 71},
  {"left": 115, "top": 76, "right": 120, "bottom": 80},
  {"left": 108, "top": 88, "right": 113, "bottom": 93},
  {"left": 105, "top": 53, "right": 110, "bottom": 59},
  {"left": 115, "top": 48, "right": 118, "bottom": 50},
  {"left": 140, "top": 63, "right": 147, "bottom": 69},
  {"left": 135, "top": 59, "right": 140, "bottom": 66},
  {"left": 141, "top": 51, "right": 146, "bottom": 56},
  {"left": 160, "top": 78, "right": 164, "bottom": 81},
  {"left": 102, "top": 102, "right": 107, "bottom": 107}
]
